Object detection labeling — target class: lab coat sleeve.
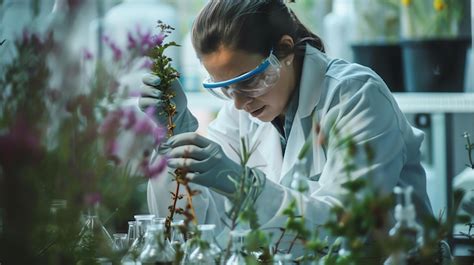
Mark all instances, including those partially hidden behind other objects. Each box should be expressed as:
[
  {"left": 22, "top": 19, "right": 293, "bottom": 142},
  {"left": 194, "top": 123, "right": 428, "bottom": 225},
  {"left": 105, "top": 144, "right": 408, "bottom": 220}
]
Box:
[{"left": 250, "top": 78, "right": 407, "bottom": 246}]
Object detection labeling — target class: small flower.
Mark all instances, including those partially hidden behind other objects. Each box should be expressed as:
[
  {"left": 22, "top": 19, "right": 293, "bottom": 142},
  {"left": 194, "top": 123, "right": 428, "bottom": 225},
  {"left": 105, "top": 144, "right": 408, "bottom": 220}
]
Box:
[
  {"left": 84, "top": 192, "right": 102, "bottom": 206},
  {"left": 153, "top": 33, "right": 165, "bottom": 47},
  {"left": 132, "top": 116, "right": 154, "bottom": 135},
  {"left": 105, "top": 139, "right": 121, "bottom": 165},
  {"left": 152, "top": 126, "right": 166, "bottom": 144},
  {"left": 126, "top": 31, "right": 137, "bottom": 50},
  {"left": 402, "top": 0, "right": 412, "bottom": 6},
  {"left": 140, "top": 58, "right": 153, "bottom": 70},
  {"left": 82, "top": 48, "right": 93, "bottom": 61},
  {"left": 463, "top": 131, "right": 470, "bottom": 139},
  {"left": 433, "top": 0, "right": 446, "bottom": 11},
  {"left": 143, "top": 157, "right": 167, "bottom": 179}
]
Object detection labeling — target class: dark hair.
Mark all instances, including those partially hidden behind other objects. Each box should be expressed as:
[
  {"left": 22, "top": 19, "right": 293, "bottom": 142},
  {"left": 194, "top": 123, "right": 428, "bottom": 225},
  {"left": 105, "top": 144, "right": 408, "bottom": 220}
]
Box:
[{"left": 191, "top": 0, "right": 324, "bottom": 60}]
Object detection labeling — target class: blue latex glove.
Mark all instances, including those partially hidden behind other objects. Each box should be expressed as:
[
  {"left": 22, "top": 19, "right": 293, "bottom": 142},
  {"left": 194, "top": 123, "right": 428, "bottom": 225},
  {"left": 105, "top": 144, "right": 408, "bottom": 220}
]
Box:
[
  {"left": 166, "top": 132, "right": 242, "bottom": 195},
  {"left": 138, "top": 74, "right": 198, "bottom": 134}
]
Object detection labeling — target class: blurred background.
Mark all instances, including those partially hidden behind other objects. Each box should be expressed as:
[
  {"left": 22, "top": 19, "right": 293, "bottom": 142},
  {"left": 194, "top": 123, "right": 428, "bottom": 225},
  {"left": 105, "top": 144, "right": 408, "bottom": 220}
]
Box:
[{"left": 1, "top": 0, "right": 473, "bottom": 240}]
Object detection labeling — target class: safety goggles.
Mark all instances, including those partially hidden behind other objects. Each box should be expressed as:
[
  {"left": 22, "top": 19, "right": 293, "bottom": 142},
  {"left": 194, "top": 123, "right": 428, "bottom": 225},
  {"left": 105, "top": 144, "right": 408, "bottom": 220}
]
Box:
[{"left": 202, "top": 51, "right": 281, "bottom": 100}]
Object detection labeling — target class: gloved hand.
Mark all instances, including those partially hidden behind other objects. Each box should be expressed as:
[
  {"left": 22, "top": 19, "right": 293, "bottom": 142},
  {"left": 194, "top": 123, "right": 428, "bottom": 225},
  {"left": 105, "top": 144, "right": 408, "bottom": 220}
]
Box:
[
  {"left": 165, "top": 132, "right": 242, "bottom": 195},
  {"left": 138, "top": 74, "right": 198, "bottom": 134}
]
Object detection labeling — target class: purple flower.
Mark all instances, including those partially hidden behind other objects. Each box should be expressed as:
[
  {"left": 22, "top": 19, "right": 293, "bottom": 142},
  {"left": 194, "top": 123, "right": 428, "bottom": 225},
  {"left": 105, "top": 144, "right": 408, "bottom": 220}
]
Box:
[
  {"left": 99, "top": 109, "right": 122, "bottom": 137},
  {"left": 132, "top": 116, "right": 154, "bottom": 135},
  {"left": 0, "top": 118, "right": 43, "bottom": 171},
  {"left": 123, "top": 107, "right": 137, "bottom": 130},
  {"left": 104, "top": 139, "right": 120, "bottom": 165},
  {"left": 140, "top": 58, "right": 153, "bottom": 70},
  {"left": 153, "top": 33, "right": 165, "bottom": 47},
  {"left": 143, "top": 157, "right": 167, "bottom": 179},
  {"left": 145, "top": 106, "right": 156, "bottom": 117},
  {"left": 102, "top": 35, "right": 122, "bottom": 61},
  {"left": 127, "top": 31, "right": 137, "bottom": 50},
  {"left": 152, "top": 126, "right": 166, "bottom": 144},
  {"left": 110, "top": 42, "right": 122, "bottom": 61},
  {"left": 84, "top": 192, "right": 102, "bottom": 206},
  {"left": 82, "top": 48, "right": 93, "bottom": 61}
]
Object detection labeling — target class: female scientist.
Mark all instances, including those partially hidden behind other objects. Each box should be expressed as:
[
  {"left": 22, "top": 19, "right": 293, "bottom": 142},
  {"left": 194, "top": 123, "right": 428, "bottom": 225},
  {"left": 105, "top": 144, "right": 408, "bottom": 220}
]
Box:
[{"left": 139, "top": 0, "right": 433, "bottom": 250}]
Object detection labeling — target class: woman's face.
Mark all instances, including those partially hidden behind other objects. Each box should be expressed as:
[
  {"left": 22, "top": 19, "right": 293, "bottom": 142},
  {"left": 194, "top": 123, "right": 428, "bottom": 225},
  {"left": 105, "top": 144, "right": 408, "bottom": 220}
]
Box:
[{"left": 201, "top": 45, "right": 296, "bottom": 122}]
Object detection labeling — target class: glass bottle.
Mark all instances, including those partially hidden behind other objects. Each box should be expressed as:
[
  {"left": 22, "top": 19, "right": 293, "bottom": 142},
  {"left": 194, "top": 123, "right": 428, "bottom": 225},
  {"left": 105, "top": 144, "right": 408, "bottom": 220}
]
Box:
[
  {"left": 139, "top": 224, "right": 175, "bottom": 265},
  {"left": 273, "top": 253, "right": 293, "bottom": 265},
  {"left": 186, "top": 224, "right": 222, "bottom": 265},
  {"left": 384, "top": 186, "right": 424, "bottom": 265},
  {"left": 225, "top": 230, "right": 248, "bottom": 265},
  {"left": 121, "top": 214, "right": 155, "bottom": 264}
]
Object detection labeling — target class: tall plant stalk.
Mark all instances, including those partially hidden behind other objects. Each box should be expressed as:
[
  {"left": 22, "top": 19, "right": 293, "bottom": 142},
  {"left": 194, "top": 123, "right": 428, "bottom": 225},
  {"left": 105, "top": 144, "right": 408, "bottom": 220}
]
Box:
[{"left": 148, "top": 21, "right": 197, "bottom": 236}]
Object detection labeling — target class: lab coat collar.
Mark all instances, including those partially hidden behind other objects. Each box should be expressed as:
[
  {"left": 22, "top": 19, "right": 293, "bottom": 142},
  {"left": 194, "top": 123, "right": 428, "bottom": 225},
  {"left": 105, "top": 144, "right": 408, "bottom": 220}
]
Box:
[{"left": 296, "top": 44, "right": 329, "bottom": 119}]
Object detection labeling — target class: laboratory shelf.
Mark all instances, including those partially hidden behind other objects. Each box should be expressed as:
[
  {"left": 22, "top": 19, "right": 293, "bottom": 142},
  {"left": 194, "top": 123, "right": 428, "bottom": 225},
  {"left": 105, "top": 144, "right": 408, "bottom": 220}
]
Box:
[
  {"left": 393, "top": 92, "right": 474, "bottom": 113},
  {"left": 187, "top": 92, "right": 474, "bottom": 114}
]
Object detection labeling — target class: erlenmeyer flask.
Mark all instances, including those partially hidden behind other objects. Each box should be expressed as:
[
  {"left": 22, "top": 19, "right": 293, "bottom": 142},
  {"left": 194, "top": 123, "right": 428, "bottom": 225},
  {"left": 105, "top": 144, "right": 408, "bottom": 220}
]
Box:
[
  {"left": 139, "top": 224, "right": 175, "bottom": 265},
  {"left": 75, "top": 207, "right": 115, "bottom": 263},
  {"left": 121, "top": 214, "right": 154, "bottom": 264},
  {"left": 186, "top": 224, "right": 221, "bottom": 265}
]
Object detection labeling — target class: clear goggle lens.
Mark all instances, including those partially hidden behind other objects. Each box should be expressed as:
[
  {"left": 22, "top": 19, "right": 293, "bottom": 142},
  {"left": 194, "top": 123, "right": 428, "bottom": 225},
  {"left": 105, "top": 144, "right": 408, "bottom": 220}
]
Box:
[{"left": 203, "top": 53, "right": 281, "bottom": 100}]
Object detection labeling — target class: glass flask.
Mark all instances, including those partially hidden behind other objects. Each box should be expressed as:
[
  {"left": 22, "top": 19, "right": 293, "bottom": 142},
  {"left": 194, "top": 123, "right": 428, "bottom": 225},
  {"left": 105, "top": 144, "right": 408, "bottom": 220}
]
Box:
[
  {"left": 187, "top": 224, "right": 222, "bottom": 265},
  {"left": 121, "top": 214, "right": 155, "bottom": 264},
  {"left": 273, "top": 253, "right": 293, "bottom": 265},
  {"left": 126, "top": 221, "right": 137, "bottom": 248},
  {"left": 139, "top": 224, "right": 176, "bottom": 265},
  {"left": 75, "top": 207, "right": 115, "bottom": 263},
  {"left": 225, "top": 230, "right": 249, "bottom": 265}
]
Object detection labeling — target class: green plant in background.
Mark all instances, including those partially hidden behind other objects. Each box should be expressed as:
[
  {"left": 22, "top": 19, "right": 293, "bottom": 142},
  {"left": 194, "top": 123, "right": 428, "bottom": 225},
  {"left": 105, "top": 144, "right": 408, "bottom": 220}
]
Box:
[
  {"left": 0, "top": 2, "right": 168, "bottom": 264},
  {"left": 353, "top": 0, "right": 400, "bottom": 43},
  {"left": 400, "top": 0, "right": 464, "bottom": 39}
]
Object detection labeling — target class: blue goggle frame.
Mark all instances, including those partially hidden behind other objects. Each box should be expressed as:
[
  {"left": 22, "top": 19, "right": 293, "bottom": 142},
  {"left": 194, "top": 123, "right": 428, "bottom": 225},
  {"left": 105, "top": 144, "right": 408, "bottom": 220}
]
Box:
[{"left": 202, "top": 51, "right": 273, "bottom": 89}]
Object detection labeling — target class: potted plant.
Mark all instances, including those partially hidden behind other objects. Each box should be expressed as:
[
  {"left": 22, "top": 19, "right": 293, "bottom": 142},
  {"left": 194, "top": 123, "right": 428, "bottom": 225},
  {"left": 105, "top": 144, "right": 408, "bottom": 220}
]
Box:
[
  {"left": 352, "top": 0, "right": 405, "bottom": 92},
  {"left": 400, "top": 0, "right": 470, "bottom": 92}
]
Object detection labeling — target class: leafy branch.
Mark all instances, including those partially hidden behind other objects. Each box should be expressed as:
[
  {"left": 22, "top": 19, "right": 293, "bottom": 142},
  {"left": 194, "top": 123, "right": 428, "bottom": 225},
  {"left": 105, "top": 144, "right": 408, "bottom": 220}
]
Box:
[{"left": 148, "top": 20, "right": 197, "bottom": 235}]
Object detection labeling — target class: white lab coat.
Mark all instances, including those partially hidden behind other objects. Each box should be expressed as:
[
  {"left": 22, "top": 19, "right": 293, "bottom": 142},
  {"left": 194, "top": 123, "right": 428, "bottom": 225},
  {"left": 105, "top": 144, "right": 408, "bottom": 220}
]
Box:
[{"left": 147, "top": 44, "right": 433, "bottom": 252}]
